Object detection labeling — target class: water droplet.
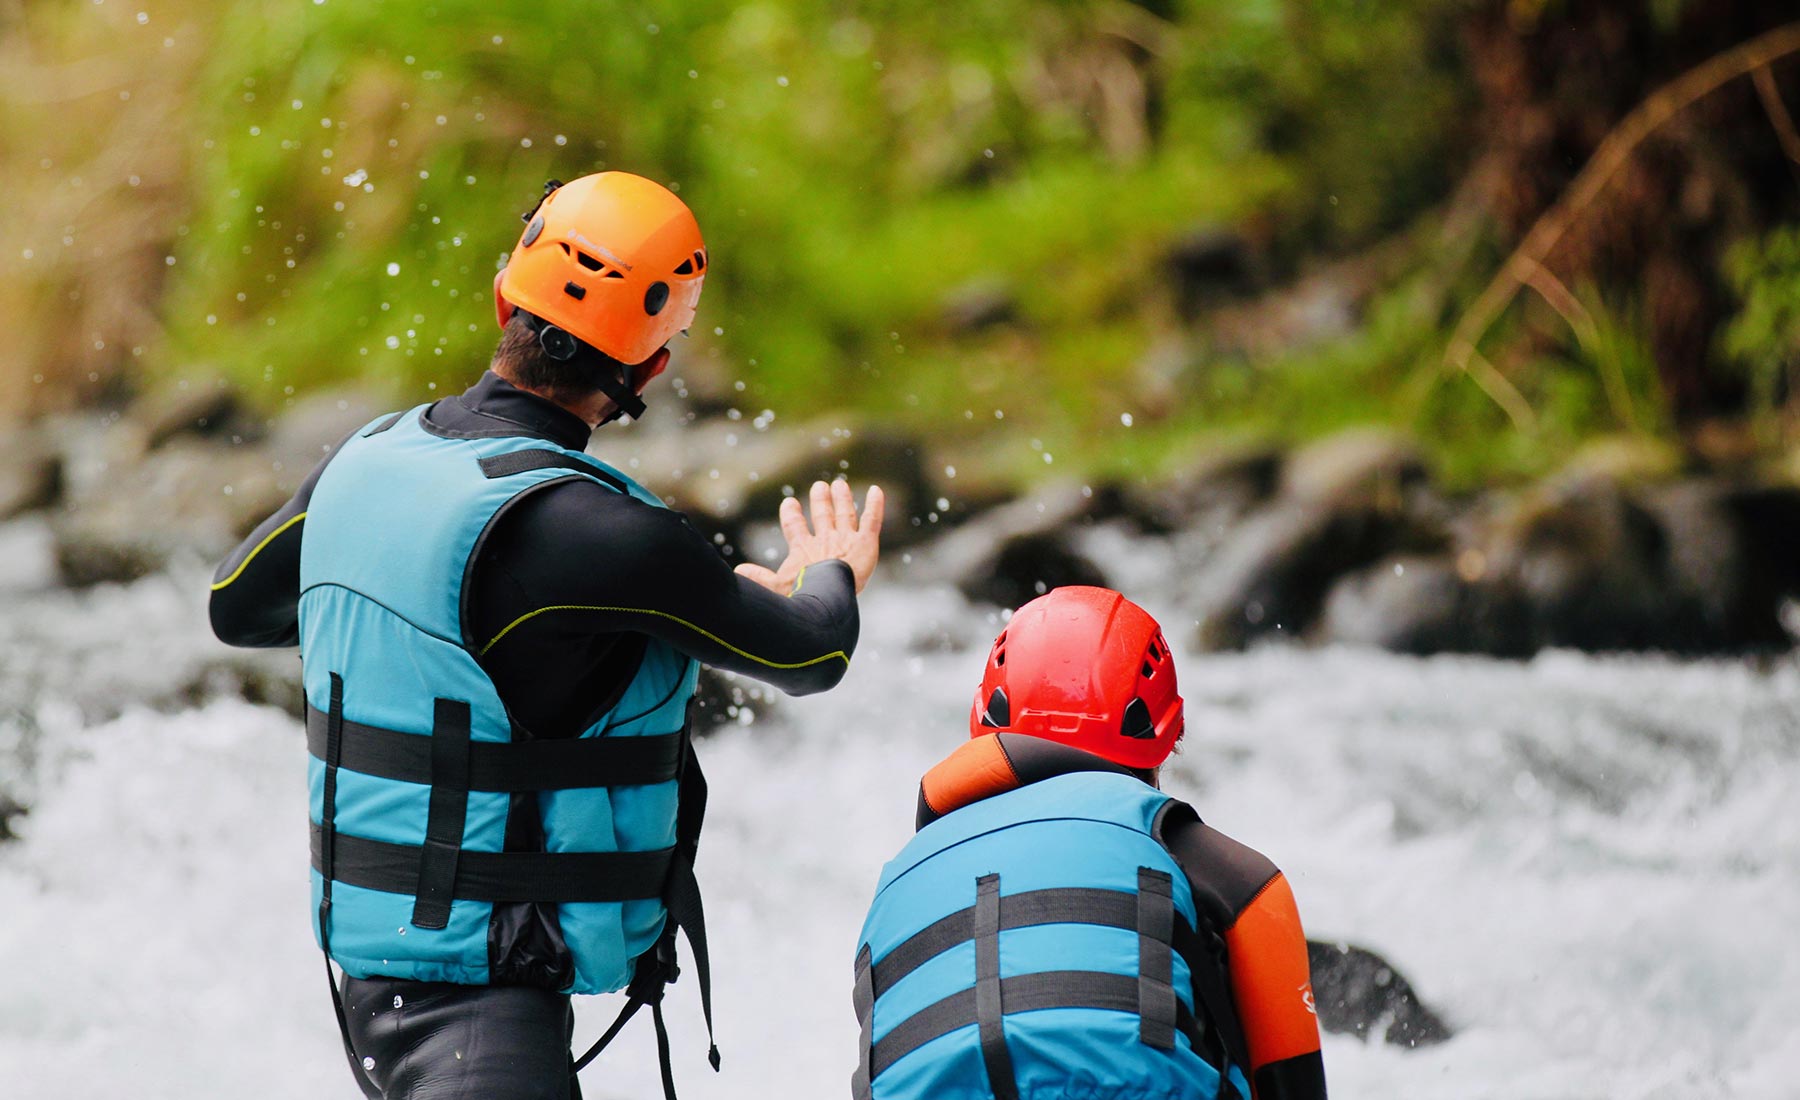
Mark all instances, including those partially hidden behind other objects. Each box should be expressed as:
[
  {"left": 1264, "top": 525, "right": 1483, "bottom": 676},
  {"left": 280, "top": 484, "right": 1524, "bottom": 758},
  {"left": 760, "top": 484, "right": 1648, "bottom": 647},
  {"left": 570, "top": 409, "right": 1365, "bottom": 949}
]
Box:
[
  {"left": 393, "top": 995, "right": 404, "bottom": 1008},
  {"left": 1120, "top": 413, "right": 1134, "bottom": 427},
  {"left": 362, "top": 1057, "right": 376, "bottom": 1071}
]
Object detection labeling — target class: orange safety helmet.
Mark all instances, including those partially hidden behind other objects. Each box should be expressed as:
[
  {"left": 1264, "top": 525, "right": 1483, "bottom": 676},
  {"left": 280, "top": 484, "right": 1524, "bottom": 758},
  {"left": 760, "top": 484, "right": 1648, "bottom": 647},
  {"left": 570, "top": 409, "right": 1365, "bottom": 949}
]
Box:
[
  {"left": 493, "top": 172, "right": 706, "bottom": 405},
  {"left": 970, "top": 586, "right": 1185, "bottom": 770}
]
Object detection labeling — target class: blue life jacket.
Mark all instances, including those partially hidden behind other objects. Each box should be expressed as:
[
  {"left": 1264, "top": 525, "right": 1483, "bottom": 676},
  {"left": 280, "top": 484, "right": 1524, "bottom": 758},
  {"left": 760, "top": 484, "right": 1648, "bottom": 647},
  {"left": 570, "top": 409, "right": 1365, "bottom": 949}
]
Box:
[
  {"left": 297, "top": 406, "right": 700, "bottom": 997},
  {"left": 854, "top": 766, "right": 1251, "bottom": 1100}
]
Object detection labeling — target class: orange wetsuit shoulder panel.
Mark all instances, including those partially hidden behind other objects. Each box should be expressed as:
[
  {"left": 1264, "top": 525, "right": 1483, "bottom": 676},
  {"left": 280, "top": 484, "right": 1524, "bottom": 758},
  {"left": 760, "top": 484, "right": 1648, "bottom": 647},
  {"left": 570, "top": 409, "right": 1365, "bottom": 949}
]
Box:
[
  {"left": 1225, "top": 871, "right": 1322, "bottom": 1072},
  {"left": 918, "top": 736, "right": 1021, "bottom": 820}
]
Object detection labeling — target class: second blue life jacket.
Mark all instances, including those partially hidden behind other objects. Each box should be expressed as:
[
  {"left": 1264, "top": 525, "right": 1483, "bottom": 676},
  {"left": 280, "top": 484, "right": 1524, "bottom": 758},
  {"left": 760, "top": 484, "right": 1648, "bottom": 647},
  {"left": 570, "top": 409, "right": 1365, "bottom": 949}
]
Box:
[
  {"left": 297, "top": 405, "right": 702, "bottom": 997},
  {"left": 853, "top": 749, "right": 1251, "bottom": 1100}
]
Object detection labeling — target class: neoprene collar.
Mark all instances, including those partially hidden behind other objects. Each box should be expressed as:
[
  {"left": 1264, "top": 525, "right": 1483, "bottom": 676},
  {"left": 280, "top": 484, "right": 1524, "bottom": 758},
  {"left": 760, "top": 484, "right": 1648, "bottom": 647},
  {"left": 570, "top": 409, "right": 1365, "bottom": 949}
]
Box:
[{"left": 445, "top": 371, "right": 594, "bottom": 452}]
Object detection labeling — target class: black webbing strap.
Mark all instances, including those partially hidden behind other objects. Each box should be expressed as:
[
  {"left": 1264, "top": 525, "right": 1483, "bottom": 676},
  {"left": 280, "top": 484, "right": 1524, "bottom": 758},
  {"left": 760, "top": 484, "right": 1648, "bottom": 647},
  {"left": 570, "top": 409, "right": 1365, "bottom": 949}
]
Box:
[
  {"left": 311, "top": 827, "right": 674, "bottom": 903},
  {"left": 305, "top": 707, "right": 683, "bottom": 791},
  {"left": 566, "top": 726, "right": 718, "bottom": 1100},
  {"left": 1137, "top": 867, "right": 1178, "bottom": 1050},
  {"left": 1183, "top": 922, "right": 1252, "bottom": 1099},
  {"left": 317, "top": 674, "right": 379, "bottom": 1097},
  {"left": 867, "top": 970, "right": 1206, "bottom": 1080},
  {"left": 850, "top": 945, "right": 875, "bottom": 1100},
  {"left": 862, "top": 885, "right": 1208, "bottom": 1003},
  {"left": 410, "top": 699, "right": 471, "bottom": 930},
  {"left": 478, "top": 449, "right": 630, "bottom": 492},
  {"left": 973, "top": 874, "right": 1019, "bottom": 1100}
]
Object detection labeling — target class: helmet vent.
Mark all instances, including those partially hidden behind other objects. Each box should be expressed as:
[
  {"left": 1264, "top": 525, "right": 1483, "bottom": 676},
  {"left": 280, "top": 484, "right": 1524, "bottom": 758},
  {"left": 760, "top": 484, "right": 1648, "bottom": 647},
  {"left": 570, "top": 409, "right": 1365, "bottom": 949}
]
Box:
[
  {"left": 605, "top": 269, "right": 624, "bottom": 279},
  {"left": 1121, "top": 698, "right": 1155, "bottom": 740},
  {"left": 575, "top": 251, "right": 604, "bottom": 272},
  {"left": 696, "top": 250, "right": 707, "bottom": 270},
  {"left": 674, "top": 257, "right": 695, "bottom": 275},
  {"left": 1141, "top": 660, "right": 1155, "bottom": 678},
  {"left": 980, "top": 687, "right": 1010, "bottom": 728}
]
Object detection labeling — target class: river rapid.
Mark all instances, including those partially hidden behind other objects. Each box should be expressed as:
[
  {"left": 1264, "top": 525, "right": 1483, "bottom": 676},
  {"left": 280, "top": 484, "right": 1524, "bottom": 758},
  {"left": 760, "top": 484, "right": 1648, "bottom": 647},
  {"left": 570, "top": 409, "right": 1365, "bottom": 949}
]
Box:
[{"left": 0, "top": 516, "right": 1795, "bottom": 1100}]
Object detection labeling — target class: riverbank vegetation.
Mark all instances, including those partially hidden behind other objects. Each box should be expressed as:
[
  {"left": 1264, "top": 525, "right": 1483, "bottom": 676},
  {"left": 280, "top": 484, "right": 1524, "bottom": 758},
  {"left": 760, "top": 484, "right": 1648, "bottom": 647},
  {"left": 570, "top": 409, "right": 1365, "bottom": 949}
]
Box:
[{"left": 4, "top": 0, "right": 1799, "bottom": 489}]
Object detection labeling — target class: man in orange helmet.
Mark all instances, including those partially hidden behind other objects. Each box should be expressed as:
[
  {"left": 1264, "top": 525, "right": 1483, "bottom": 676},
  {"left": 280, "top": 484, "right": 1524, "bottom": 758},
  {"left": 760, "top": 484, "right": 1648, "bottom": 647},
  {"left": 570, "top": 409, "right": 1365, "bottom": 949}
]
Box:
[
  {"left": 851, "top": 586, "right": 1326, "bottom": 1100},
  {"left": 210, "top": 172, "right": 883, "bottom": 1100}
]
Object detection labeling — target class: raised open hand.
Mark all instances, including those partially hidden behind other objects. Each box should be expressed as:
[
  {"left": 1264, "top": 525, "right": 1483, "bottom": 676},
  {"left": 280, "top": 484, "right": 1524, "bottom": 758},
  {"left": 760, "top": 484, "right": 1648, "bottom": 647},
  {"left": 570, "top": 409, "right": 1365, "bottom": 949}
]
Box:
[{"left": 734, "top": 478, "right": 884, "bottom": 596}]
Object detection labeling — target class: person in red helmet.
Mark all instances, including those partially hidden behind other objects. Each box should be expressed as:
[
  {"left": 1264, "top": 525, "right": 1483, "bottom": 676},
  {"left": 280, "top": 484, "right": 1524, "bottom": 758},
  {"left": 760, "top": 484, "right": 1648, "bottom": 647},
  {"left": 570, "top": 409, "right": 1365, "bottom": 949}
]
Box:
[{"left": 851, "top": 586, "right": 1326, "bottom": 1100}]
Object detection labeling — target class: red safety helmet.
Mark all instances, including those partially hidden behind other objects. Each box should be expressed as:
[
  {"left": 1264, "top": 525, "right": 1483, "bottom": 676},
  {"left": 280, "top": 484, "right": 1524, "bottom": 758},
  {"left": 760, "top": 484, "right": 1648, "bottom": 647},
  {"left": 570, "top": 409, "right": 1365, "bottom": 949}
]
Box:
[
  {"left": 494, "top": 171, "right": 705, "bottom": 373},
  {"left": 969, "top": 586, "right": 1184, "bottom": 770}
]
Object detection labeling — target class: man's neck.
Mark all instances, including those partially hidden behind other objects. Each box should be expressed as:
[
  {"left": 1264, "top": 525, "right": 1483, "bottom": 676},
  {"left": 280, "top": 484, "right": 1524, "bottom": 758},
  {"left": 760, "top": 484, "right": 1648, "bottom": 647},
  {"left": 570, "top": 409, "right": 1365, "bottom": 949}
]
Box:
[{"left": 489, "top": 363, "right": 618, "bottom": 429}]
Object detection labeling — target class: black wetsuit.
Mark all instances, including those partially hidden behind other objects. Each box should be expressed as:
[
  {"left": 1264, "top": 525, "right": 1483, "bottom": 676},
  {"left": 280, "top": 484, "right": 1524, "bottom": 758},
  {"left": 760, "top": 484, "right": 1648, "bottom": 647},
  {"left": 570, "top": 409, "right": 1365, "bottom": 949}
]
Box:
[{"left": 210, "top": 371, "right": 861, "bottom": 1100}]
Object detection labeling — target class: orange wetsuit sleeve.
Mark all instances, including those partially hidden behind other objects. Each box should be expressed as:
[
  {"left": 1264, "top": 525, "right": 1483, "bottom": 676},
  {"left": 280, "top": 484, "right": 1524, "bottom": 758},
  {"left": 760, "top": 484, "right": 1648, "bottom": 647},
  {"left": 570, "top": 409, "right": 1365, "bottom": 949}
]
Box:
[{"left": 1225, "top": 871, "right": 1326, "bottom": 1099}]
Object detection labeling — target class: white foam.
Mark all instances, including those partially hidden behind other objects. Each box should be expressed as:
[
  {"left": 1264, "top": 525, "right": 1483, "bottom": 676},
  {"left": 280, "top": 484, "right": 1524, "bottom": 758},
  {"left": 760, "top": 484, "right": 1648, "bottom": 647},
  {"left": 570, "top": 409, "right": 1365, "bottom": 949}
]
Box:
[{"left": 2, "top": 580, "right": 1797, "bottom": 1098}]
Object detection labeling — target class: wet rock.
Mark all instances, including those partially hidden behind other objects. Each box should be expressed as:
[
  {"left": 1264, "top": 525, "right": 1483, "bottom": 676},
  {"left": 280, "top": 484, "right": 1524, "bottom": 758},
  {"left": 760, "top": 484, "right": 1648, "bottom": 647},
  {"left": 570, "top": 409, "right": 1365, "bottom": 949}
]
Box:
[
  {"left": 50, "top": 387, "right": 391, "bottom": 587},
  {"left": 1642, "top": 481, "right": 1800, "bottom": 651},
  {"left": 1124, "top": 445, "right": 1282, "bottom": 534},
  {"left": 52, "top": 441, "right": 290, "bottom": 586},
  {"left": 602, "top": 417, "right": 936, "bottom": 551},
  {"left": 915, "top": 482, "right": 1113, "bottom": 608},
  {"left": 134, "top": 376, "right": 254, "bottom": 450},
  {"left": 689, "top": 667, "right": 779, "bottom": 734},
  {"left": 167, "top": 652, "right": 306, "bottom": 715},
  {"left": 1478, "top": 477, "right": 1675, "bottom": 651},
  {"left": 0, "top": 793, "right": 26, "bottom": 842},
  {"left": 1306, "top": 939, "right": 1453, "bottom": 1047},
  {"left": 1195, "top": 433, "right": 1447, "bottom": 648},
  {"left": 964, "top": 531, "right": 1111, "bottom": 609},
  {"left": 1321, "top": 476, "right": 1800, "bottom": 657},
  {"left": 264, "top": 388, "right": 393, "bottom": 487},
  {"left": 0, "top": 426, "right": 62, "bottom": 520},
  {"left": 1320, "top": 554, "right": 1533, "bottom": 656}
]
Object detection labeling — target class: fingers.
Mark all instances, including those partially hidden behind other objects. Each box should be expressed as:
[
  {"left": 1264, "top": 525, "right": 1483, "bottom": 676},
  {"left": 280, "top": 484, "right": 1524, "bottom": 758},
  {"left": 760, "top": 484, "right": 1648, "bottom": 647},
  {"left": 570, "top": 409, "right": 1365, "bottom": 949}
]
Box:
[
  {"left": 809, "top": 480, "right": 835, "bottom": 535},
  {"left": 832, "top": 477, "right": 857, "bottom": 531},
  {"left": 777, "top": 494, "right": 808, "bottom": 544},
  {"left": 861, "top": 485, "right": 885, "bottom": 537}
]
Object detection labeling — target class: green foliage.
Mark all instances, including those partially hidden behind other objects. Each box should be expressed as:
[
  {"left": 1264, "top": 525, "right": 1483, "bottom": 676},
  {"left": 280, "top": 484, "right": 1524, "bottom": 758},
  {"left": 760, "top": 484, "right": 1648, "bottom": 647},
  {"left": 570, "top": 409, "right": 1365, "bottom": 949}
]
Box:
[{"left": 1723, "top": 225, "right": 1800, "bottom": 425}]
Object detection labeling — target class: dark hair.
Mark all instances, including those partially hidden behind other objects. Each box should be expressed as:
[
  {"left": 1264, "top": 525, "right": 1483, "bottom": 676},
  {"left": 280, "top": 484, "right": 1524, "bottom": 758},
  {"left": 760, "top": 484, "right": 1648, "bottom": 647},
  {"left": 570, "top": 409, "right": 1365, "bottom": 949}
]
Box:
[{"left": 489, "top": 311, "right": 627, "bottom": 402}]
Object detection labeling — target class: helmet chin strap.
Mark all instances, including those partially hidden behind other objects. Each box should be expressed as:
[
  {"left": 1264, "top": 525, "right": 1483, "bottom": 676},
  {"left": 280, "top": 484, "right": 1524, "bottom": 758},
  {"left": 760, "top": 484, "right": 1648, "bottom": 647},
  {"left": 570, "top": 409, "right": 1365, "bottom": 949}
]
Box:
[{"left": 517, "top": 310, "right": 648, "bottom": 423}]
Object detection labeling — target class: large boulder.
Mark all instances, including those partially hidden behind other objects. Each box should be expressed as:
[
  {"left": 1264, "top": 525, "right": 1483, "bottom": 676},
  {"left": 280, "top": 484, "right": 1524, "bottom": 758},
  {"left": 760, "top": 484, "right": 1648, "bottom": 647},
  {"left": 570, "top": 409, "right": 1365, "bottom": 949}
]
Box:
[
  {"left": 595, "top": 416, "right": 936, "bottom": 558},
  {"left": 1193, "top": 432, "right": 1444, "bottom": 650},
  {"left": 51, "top": 386, "right": 390, "bottom": 586},
  {"left": 1321, "top": 475, "right": 1800, "bottom": 656},
  {"left": 1319, "top": 553, "right": 1533, "bottom": 656},
  {"left": 1306, "top": 939, "right": 1453, "bottom": 1047},
  {"left": 912, "top": 482, "right": 1113, "bottom": 609}
]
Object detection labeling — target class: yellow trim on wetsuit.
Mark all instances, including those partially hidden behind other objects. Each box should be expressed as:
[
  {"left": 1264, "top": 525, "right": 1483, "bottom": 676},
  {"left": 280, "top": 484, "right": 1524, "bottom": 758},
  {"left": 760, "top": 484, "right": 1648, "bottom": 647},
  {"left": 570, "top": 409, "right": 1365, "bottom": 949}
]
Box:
[
  {"left": 479, "top": 603, "right": 851, "bottom": 669},
  {"left": 209, "top": 512, "right": 307, "bottom": 591}
]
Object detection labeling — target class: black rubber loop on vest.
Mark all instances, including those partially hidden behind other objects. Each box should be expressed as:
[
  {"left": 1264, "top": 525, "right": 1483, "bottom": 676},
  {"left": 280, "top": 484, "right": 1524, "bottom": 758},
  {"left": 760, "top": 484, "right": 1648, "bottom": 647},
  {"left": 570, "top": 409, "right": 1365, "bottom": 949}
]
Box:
[
  {"left": 311, "top": 827, "right": 673, "bottom": 903},
  {"left": 867, "top": 970, "right": 1205, "bottom": 1081},
  {"left": 973, "top": 875, "right": 1019, "bottom": 1100},
  {"left": 851, "top": 944, "right": 875, "bottom": 1100},
  {"left": 478, "top": 449, "right": 629, "bottom": 493},
  {"left": 304, "top": 706, "right": 682, "bottom": 791},
  {"left": 410, "top": 699, "right": 471, "bottom": 930},
  {"left": 859, "top": 885, "right": 1208, "bottom": 1006},
  {"left": 1137, "top": 867, "right": 1178, "bottom": 1050}
]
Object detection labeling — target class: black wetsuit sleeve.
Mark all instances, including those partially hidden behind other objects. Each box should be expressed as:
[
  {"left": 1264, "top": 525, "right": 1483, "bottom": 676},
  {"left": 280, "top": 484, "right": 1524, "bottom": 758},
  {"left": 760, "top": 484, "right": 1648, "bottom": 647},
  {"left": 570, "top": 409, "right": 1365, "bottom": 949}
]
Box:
[
  {"left": 207, "top": 429, "right": 357, "bottom": 648},
  {"left": 469, "top": 479, "right": 859, "bottom": 697}
]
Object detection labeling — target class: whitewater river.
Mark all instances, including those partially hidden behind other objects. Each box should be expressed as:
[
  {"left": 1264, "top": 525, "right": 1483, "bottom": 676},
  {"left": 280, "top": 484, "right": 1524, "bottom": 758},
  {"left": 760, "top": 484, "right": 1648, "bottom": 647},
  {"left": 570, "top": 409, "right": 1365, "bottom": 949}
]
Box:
[{"left": 0, "top": 515, "right": 1796, "bottom": 1099}]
